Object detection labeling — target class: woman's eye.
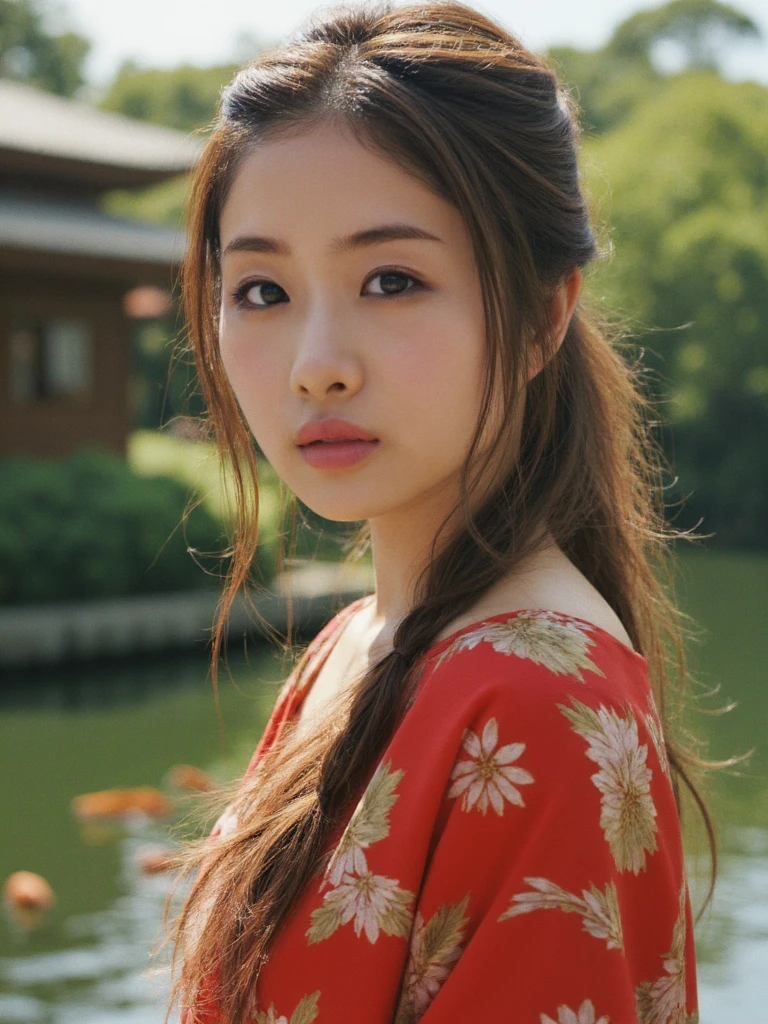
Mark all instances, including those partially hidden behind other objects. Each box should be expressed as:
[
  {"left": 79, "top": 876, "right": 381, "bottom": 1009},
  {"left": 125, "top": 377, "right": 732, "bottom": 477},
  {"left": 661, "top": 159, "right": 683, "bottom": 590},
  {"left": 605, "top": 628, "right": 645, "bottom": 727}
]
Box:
[
  {"left": 364, "top": 271, "right": 420, "bottom": 296},
  {"left": 235, "top": 280, "right": 288, "bottom": 307}
]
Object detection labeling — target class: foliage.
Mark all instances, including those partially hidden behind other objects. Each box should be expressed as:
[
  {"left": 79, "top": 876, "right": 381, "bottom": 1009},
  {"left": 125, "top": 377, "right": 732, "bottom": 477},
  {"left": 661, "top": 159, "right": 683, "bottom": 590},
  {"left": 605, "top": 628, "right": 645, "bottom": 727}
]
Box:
[
  {"left": 126, "top": 428, "right": 279, "bottom": 532},
  {"left": 102, "top": 175, "right": 191, "bottom": 228},
  {"left": 129, "top": 319, "right": 207, "bottom": 428},
  {"left": 98, "top": 60, "right": 244, "bottom": 227},
  {"left": 609, "top": 0, "right": 760, "bottom": 71},
  {"left": 548, "top": 45, "right": 660, "bottom": 135},
  {"left": 0, "top": 447, "right": 271, "bottom": 605},
  {"left": 128, "top": 428, "right": 359, "bottom": 567},
  {"left": 583, "top": 73, "right": 768, "bottom": 547},
  {"left": 99, "top": 59, "right": 239, "bottom": 133},
  {"left": 550, "top": 0, "right": 761, "bottom": 133},
  {"left": 0, "top": 0, "right": 89, "bottom": 96}
]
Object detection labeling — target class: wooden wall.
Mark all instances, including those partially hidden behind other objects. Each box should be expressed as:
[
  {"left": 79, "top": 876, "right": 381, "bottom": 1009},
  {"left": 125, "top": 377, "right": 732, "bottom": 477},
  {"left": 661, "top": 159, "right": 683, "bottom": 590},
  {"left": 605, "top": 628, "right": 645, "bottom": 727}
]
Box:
[{"left": 0, "top": 271, "right": 132, "bottom": 459}]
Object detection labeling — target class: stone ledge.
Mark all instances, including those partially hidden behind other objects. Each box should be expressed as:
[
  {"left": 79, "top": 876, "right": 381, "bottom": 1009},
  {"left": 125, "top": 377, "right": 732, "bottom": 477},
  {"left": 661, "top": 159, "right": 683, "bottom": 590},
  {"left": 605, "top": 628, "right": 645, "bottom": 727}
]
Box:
[{"left": 0, "top": 563, "right": 374, "bottom": 669}]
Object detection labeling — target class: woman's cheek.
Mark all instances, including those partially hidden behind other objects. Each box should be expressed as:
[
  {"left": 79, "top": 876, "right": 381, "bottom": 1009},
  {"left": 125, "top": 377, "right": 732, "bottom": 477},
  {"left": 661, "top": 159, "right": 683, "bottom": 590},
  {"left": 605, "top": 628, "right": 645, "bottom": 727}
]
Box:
[
  {"left": 217, "top": 320, "right": 240, "bottom": 386},
  {"left": 220, "top": 325, "right": 267, "bottom": 403},
  {"left": 382, "top": 314, "right": 483, "bottom": 430}
]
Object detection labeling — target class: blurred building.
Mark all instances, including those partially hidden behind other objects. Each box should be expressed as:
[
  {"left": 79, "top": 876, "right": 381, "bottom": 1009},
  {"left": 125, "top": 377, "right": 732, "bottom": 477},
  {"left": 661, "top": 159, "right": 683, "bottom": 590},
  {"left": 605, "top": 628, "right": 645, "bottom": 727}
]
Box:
[{"left": 0, "top": 81, "right": 200, "bottom": 459}]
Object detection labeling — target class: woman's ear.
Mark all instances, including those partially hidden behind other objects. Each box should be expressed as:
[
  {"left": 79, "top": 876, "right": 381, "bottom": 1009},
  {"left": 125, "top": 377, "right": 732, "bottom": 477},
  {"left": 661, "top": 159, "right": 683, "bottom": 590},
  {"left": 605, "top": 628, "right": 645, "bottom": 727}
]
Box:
[{"left": 527, "top": 268, "right": 582, "bottom": 382}]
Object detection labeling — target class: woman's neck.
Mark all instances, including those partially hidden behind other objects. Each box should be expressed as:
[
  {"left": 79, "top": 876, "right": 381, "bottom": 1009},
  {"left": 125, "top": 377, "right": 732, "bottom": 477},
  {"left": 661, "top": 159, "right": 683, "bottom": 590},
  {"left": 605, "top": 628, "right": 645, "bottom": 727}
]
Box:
[
  {"left": 365, "top": 482, "right": 555, "bottom": 639},
  {"left": 366, "top": 475, "right": 462, "bottom": 628}
]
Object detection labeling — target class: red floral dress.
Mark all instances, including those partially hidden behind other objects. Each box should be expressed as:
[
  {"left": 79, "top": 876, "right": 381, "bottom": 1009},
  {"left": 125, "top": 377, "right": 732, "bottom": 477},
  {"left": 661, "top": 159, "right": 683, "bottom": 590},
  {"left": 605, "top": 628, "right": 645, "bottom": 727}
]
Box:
[{"left": 195, "top": 596, "right": 699, "bottom": 1024}]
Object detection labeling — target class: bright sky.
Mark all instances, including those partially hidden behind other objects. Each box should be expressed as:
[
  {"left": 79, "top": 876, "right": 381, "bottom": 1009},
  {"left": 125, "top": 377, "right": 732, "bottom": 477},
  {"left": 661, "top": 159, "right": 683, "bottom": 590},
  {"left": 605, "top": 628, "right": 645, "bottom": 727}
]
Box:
[{"left": 60, "top": 0, "right": 768, "bottom": 88}]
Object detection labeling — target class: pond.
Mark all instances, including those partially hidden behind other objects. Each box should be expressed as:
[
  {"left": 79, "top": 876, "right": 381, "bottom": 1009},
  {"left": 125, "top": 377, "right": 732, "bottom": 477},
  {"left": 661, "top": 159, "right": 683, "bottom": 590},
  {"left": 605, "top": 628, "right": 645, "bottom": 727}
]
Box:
[{"left": 0, "top": 549, "right": 765, "bottom": 1023}]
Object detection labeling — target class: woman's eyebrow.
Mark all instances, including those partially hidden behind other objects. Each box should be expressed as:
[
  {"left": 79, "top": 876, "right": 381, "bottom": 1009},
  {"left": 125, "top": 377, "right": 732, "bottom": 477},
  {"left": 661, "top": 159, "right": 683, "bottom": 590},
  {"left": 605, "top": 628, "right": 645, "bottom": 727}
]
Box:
[
  {"left": 332, "top": 224, "right": 444, "bottom": 252},
  {"left": 221, "top": 223, "right": 444, "bottom": 258}
]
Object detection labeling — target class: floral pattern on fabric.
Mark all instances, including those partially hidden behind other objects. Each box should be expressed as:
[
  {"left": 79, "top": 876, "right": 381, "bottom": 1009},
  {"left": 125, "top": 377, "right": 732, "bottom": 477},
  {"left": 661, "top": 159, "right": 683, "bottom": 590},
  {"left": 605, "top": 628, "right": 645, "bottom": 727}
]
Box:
[
  {"left": 394, "top": 895, "right": 470, "bottom": 1023},
  {"left": 558, "top": 697, "right": 659, "bottom": 873},
  {"left": 254, "top": 991, "right": 320, "bottom": 1024},
  {"left": 190, "top": 603, "right": 698, "bottom": 1024},
  {"left": 433, "top": 610, "right": 606, "bottom": 680},
  {"left": 635, "top": 883, "right": 694, "bottom": 1024},
  {"left": 322, "top": 761, "right": 405, "bottom": 887},
  {"left": 306, "top": 869, "right": 414, "bottom": 944},
  {"left": 447, "top": 717, "right": 534, "bottom": 815},
  {"left": 539, "top": 998, "right": 611, "bottom": 1024},
  {"left": 499, "top": 876, "right": 625, "bottom": 952},
  {"left": 307, "top": 760, "right": 415, "bottom": 944}
]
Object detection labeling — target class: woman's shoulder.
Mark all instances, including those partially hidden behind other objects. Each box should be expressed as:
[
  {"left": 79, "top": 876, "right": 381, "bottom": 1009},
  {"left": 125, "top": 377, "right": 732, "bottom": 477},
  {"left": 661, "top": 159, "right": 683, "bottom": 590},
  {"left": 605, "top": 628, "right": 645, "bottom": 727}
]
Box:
[
  {"left": 404, "top": 609, "right": 671, "bottom": 820},
  {"left": 428, "top": 538, "right": 636, "bottom": 653},
  {"left": 413, "top": 608, "right": 656, "bottom": 732}
]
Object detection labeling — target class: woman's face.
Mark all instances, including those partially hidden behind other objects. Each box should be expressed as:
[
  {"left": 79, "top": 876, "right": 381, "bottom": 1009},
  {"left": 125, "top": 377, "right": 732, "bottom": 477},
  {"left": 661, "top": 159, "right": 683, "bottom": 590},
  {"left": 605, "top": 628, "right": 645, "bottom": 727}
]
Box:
[{"left": 217, "top": 120, "right": 493, "bottom": 524}]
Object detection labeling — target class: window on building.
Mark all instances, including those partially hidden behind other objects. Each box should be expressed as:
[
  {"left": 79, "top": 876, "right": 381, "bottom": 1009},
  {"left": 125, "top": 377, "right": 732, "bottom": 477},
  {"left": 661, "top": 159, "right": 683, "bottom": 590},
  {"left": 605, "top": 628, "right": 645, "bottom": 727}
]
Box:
[{"left": 9, "top": 320, "right": 92, "bottom": 402}]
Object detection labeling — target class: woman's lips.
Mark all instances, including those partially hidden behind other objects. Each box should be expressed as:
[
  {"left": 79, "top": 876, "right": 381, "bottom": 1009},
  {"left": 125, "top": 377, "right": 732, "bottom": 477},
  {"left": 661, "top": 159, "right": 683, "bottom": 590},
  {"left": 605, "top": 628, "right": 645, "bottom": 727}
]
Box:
[
  {"left": 295, "top": 416, "right": 380, "bottom": 469},
  {"left": 295, "top": 417, "right": 377, "bottom": 446},
  {"left": 298, "top": 439, "right": 380, "bottom": 469}
]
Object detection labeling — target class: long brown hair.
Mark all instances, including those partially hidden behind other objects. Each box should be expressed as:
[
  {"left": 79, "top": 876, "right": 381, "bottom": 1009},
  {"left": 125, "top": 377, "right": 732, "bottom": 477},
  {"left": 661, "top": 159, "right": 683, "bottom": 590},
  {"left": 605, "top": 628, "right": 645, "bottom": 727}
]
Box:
[{"left": 171, "top": 3, "right": 721, "bottom": 1019}]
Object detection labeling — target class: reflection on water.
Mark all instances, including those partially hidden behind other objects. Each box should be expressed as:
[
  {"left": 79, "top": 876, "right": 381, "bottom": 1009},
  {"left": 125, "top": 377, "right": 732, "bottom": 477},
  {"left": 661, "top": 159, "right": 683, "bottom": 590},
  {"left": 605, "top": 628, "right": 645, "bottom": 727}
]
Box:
[
  {"left": 674, "top": 551, "right": 768, "bottom": 1021},
  {"left": 692, "top": 829, "right": 768, "bottom": 1024},
  {"left": 0, "top": 550, "right": 766, "bottom": 1023},
  {"left": 1, "top": 831, "right": 178, "bottom": 1024},
  {"left": 0, "top": 644, "right": 281, "bottom": 1024},
  {"left": 0, "top": 649, "right": 245, "bottom": 714}
]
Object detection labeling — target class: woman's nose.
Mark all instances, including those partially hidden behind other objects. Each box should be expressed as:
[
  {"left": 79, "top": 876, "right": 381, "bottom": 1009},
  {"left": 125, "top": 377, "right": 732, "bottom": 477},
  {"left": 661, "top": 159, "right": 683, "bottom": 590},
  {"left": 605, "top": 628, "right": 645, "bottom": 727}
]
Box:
[{"left": 289, "top": 308, "right": 363, "bottom": 399}]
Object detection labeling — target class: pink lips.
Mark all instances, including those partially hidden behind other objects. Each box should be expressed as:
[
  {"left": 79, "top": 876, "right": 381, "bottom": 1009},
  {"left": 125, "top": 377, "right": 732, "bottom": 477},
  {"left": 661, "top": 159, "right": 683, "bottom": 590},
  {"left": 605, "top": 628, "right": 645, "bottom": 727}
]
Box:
[{"left": 296, "top": 417, "right": 380, "bottom": 469}]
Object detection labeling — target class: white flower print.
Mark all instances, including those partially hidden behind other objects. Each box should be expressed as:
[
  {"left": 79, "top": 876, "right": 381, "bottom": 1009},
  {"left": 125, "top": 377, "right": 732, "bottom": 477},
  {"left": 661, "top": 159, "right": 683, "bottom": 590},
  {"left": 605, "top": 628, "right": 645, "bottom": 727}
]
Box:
[
  {"left": 635, "top": 882, "right": 691, "bottom": 1024},
  {"left": 558, "top": 698, "right": 659, "bottom": 874},
  {"left": 499, "top": 876, "right": 624, "bottom": 953},
  {"left": 395, "top": 896, "right": 470, "bottom": 1023},
  {"left": 254, "top": 991, "right": 320, "bottom": 1024},
  {"left": 211, "top": 801, "right": 240, "bottom": 842},
  {"left": 434, "top": 611, "right": 605, "bottom": 681},
  {"left": 448, "top": 717, "right": 534, "bottom": 816},
  {"left": 307, "top": 870, "right": 414, "bottom": 944},
  {"left": 257, "top": 1012, "right": 287, "bottom": 1024},
  {"left": 408, "top": 916, "right": 457, "bottom": 1016},
  {"left": 323, "top": 761, "right": 405, "bottom": 887},
  {"left": 324, "top": 834, "right": 369, "bottom": 889},
  {"left": 540, "top": 998, "right": 611, "bottom": 1024}
]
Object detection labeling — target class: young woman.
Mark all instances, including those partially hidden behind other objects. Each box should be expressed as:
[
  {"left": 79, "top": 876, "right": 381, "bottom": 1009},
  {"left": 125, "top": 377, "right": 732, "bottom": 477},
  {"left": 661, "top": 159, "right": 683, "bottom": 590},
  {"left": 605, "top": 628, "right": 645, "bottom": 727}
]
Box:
[{"left": 171, "top": 3, "right": 711, "bottom": 1021}]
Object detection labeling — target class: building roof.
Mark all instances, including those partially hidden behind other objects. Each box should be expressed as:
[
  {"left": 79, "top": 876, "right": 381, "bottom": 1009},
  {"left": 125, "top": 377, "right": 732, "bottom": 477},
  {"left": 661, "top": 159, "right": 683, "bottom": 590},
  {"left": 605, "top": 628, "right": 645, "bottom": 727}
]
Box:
[
  {"left": 0, "top": 191, "right": 185, "bottom": 267},
  {"left": 0, "top": 81, "right": 202, "bottom": 190}
]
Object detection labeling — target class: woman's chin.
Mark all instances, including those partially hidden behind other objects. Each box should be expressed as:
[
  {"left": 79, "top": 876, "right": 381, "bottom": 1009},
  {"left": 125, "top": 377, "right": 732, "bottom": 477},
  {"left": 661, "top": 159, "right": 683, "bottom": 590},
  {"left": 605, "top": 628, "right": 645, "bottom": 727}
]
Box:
[
  {"left": 291, "top": 488, "right": 401, "bottom": 525},
  {"left": 294, "top": 499, "right": 376, "bottom": 524}
]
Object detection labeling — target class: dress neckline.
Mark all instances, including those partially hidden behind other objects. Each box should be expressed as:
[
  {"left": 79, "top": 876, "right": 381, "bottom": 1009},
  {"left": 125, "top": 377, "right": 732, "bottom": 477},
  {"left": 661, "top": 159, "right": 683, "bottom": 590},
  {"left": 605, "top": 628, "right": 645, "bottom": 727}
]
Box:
[
  {"left": 292, "top": 594, "right": 647, "bottom": 720},
  {"left": 426, "top": 605, "right": 646, "bottom": 664}
]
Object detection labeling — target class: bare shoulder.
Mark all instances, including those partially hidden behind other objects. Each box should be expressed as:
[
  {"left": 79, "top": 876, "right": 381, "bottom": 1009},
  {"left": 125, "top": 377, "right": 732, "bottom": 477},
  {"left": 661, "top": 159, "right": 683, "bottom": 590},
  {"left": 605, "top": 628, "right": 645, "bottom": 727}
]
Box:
[{"left": 434, "top": 541, "right": 636, "bottom": 652}]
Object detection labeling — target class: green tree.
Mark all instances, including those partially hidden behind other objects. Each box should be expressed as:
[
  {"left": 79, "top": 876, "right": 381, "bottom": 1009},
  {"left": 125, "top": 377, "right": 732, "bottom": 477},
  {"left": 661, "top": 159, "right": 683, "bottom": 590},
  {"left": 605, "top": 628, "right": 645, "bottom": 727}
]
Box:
[
  {"left": 100, "top": 60, "right": 240, "bottom": 133},
  {"left": 0, "top": 448, "right": 239, "bottom": 603},
  {"left": 99, "top": 59, "right": 246, "bottom": 226},
  {"left": 609, "top": 0, "right": 760, "bottom": 71},
  {"left": 0, "top": 0, "right": 89, "bottom": 96},
  {"left": 549, "top": 0, "right": 761, "bottom": 133},
  {"left": 585, "top": 73, "right": 768, "bottom": 546},
  {"left": 548, "top": 43, "right": 659, "bottom": 134}
]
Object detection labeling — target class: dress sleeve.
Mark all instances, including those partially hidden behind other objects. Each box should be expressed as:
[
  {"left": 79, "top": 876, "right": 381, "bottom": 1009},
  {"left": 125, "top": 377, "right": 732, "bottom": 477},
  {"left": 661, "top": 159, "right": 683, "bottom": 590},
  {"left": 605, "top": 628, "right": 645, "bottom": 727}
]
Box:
[{"left": 393, "top": 671, "right": 700, "bottom": 1024}]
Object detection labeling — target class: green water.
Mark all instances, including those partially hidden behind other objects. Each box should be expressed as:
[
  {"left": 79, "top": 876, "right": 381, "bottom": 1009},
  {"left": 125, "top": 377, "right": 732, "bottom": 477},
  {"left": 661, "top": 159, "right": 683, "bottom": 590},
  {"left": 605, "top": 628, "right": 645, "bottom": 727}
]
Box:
[
  {"left": 0, "top": 550, "right": 765, "bottom": 1023},
  {"left": 672, "top": 550, "right": 768, "bottom": 1023}
]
